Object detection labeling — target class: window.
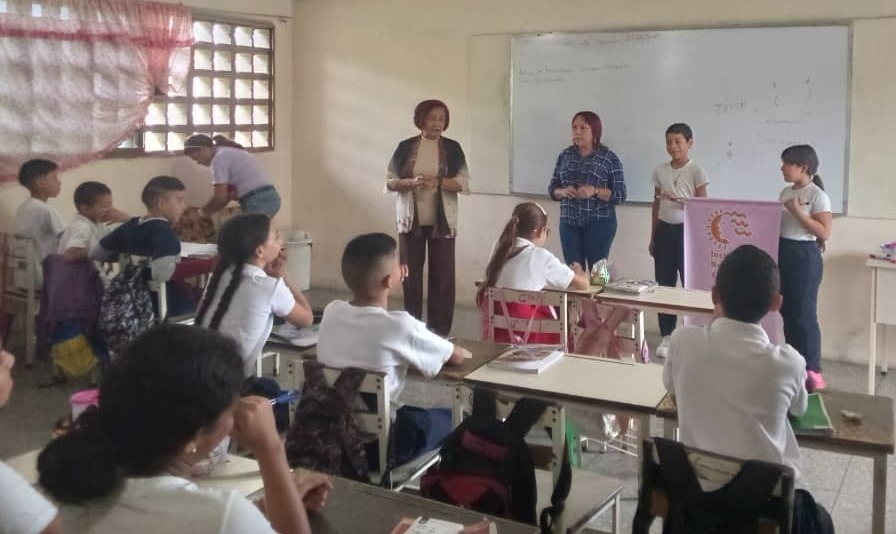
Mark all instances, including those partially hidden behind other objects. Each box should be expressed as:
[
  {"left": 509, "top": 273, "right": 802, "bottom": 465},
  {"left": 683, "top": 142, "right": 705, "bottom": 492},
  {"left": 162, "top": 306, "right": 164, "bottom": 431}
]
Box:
[{"left": 116, "top": 17, "right": 274, "bottom": 155}]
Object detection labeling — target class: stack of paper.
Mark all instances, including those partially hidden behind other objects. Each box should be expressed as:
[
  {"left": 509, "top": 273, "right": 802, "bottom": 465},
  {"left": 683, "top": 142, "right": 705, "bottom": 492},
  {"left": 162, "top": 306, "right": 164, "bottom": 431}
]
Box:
[{"left": 487, "top": 344, "right": 564, "bottom": 374}]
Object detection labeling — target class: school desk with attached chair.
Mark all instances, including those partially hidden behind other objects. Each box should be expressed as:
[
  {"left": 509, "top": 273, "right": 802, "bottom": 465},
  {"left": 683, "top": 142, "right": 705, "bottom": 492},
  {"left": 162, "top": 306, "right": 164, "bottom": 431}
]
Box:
[{"left": 656, "top": 390, "right": 895, "bottom": 534}]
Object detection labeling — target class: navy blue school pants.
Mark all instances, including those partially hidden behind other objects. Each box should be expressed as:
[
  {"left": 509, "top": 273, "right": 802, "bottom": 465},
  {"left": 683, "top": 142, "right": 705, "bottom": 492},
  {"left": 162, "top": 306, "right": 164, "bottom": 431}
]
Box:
[
  {"left": 559, "top": 217, "right": 617, "bottom": 271},
  {"left": 653, "top": 221, "right": 684, "bottom": 337},
  {"left": 778, "top": 238, "right": 823, "bottom": 372}
]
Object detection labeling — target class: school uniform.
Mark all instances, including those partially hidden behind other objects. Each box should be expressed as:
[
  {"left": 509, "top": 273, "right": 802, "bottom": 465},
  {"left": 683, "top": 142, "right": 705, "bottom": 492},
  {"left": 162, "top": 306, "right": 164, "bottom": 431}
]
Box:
[
  {"left": 59, "top": 475, "right": 276, "bottom": 534},
  {"left": 778, "top": 183, "right": 831, "bottom": 373},
  {"left": 486, "top": 237, "right": 573, "bottom": 345},
  {"left": 317, "top": 299, "right": 454, "bottom": 403},
  {"left": 58, "top": 214, "right": 109, "bottom": 256},
  {"left": 13, "top": 197, "right": 65, "bottom": 287},
  {"left": 198, "top": 264, "right": 296, "bottom": 377},
  {"left": 211, "top": 147, "right": 280, "bottom": 217},
  {"left": 651, "top": 160, "right": 708, "bottom": 336},
  {"left": 0, "top": 461, "right": 57, "bottom": 534},
  {"left": 663, "top": 318, "right": 808, "bottom": 475}
]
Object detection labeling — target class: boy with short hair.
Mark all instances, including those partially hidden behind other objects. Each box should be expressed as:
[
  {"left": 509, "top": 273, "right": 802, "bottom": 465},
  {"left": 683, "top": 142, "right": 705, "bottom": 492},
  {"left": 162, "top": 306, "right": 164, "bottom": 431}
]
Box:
[
  {"left": 95, "top": 176, "right": 191, "bottom": 315},
  {"left": 58, "top": 181, "right": 129, "bottom": 262},
  {"left": 663, "top": 244, "right": 808, "bottom": 474},
  {"left": 317, "top": 232, "right": 467, "bottom": 402},
  {"left": 650, "top": 123, "right": 709, "bottom": 357},
  {"left": 14, "top": 159, "right": 65, "bottom": 263}
]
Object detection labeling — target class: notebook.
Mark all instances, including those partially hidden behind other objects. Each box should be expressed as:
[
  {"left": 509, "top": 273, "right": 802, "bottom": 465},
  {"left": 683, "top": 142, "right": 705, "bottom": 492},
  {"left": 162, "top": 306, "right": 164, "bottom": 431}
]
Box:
[
  {"left": 487, "top": 344, "right": 564, "bottom": 374},
  {"left": 788, "top": 392, "right": 834, "bottom": 436},
  {"left": 389, "top": 517, "right": 495, "bottom": 534},
  {"left": 271, "top": 324, "right": 320, "bottom": 348}
]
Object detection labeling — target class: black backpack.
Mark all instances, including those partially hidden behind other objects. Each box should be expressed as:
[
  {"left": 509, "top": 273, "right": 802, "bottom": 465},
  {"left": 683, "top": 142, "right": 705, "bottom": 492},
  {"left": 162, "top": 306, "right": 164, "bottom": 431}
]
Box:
[
  {"left": 98, "top": 264, "right": 155, "bottom": 359},
  {"left": 420, "top": 388, "right": 571, "bottom": 533},
  {"left": 284, "top": 361, "right": 371, "bottom": 482},
  {"left": 634, "top": 437, "right": 792, "bottom": 534}
]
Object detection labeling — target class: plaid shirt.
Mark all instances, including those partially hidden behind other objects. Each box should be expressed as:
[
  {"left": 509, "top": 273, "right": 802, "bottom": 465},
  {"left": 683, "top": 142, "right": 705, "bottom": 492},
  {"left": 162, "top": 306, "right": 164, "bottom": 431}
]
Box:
[{"left": 548, "top": 145, "right": 626, "bottom": 226}]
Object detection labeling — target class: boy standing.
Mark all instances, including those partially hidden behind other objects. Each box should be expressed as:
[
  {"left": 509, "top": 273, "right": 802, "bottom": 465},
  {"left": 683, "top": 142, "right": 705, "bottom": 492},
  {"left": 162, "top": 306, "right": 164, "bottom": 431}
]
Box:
[
  {"left": 58, "top": 181, "right": 129, "bottom": 262},
  {"left": 317, "top": 232, "right": 468, "bottom": 403},
  {"left": 663, "top": 245, "right": 808, "bottom": 474},
  {"left": 14, "top": 159, "right": 64, "bottom": 264},
  {"left": 650, "top": 123, "right": 708, "bottom": 357}
]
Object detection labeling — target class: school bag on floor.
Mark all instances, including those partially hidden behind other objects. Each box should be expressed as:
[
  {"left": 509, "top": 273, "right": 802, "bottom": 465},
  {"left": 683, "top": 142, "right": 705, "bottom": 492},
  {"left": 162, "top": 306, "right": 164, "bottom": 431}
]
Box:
[
  {"left": 98, "top": 264, "right": 155, "bottom": 359},
  {"left": 284, "top": 361, "right": 370, "bottom": 482},
  {"left": 420, "top": 388, "right": 571, "bottom": 533}
]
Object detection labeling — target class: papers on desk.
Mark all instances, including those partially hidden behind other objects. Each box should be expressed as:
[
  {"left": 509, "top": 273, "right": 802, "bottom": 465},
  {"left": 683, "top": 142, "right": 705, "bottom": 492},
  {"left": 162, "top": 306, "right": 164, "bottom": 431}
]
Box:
[
  {"left": 789, "top": 392, "right": 834, "bottom": 436},
  {"left": 390, "top": 517, "right": 496, "bottom": 534},
  {"left": 272, "top": 323, "right": 320, "bottom": 348},
  {"left": 488, "top": 344, "right": 564, "bottom": 374},
  {"left": 604, "top": 278, "right": 657, "bottom": 294},
  {"left": 180, "top": 242, "right": 218, "bottom": 258}
]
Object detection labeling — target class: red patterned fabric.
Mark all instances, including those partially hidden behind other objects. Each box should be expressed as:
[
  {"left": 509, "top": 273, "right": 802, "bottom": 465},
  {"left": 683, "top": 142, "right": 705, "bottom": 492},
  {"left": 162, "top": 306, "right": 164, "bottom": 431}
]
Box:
[{"left": 0, "top": 0, "right": 193, "bottom": 181}]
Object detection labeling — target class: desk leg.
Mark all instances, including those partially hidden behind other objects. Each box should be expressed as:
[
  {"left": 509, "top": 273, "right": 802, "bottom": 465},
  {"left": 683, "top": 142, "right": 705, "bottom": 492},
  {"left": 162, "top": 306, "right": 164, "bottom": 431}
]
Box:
[
  {"left": 872, "top": 453, "right": 887, "bottom": 534},
  {"left": 636, "top": 415, "right": 649, "bottom": 481},
  {"left": 870, "top": 269, "right": 878, "bottom": 395},
  {"left": 883, "top": 327, "right": 889, "bottom": 375}
]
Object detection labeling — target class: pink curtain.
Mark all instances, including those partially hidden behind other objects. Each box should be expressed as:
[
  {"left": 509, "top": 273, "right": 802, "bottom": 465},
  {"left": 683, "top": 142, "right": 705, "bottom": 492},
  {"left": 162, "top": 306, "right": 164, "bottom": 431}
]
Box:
[{"left": 0, "top": 0, "right": 193, "bottom": 181}]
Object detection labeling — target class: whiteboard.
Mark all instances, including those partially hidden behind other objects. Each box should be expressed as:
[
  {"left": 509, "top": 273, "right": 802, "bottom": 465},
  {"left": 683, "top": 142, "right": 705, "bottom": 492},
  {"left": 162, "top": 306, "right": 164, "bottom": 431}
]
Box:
[{"left": 510, "top": 26, "right": 850, "bottom": 212}]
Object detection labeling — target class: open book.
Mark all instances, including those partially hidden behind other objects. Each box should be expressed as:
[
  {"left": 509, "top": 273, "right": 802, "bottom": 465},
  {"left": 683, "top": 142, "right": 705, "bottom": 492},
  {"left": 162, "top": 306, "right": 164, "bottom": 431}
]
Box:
[
  {"left": 487, "top": 344, "right": 564, "bottom": 374},
  {"left": 389, "top": 517, "right": 496, "bottom": 534},
  {"left": 788, "top": 392, "right": 833, "bottom": 436}
]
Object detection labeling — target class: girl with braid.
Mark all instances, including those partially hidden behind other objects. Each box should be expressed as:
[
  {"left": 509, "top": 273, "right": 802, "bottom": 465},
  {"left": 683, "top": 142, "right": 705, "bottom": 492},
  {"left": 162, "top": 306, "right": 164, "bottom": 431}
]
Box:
[{"left": 197, "top": 213, "right": 313, "bottom": 376}]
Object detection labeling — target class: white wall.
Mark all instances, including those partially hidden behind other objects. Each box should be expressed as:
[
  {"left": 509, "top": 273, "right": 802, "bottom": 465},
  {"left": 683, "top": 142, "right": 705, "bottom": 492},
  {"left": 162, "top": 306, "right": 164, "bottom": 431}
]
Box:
[
  {"left": 0, "top": 0, "right": 295, "bottom": 231},
  {"left": 292, "top": 0, "right": 896, "bottom": 364}
]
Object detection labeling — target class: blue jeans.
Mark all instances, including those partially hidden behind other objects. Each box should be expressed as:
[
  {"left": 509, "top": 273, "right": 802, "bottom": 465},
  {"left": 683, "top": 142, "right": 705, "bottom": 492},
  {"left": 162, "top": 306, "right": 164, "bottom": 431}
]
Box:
[
  {"left": 778, "top": 238, "right": 823, "bottom": 372},
  {"left": 240, "top": 186, "right": 281, "bottom": 217},
  {"left": 559, "top": 217, "right": 618, "bottom": 270}
]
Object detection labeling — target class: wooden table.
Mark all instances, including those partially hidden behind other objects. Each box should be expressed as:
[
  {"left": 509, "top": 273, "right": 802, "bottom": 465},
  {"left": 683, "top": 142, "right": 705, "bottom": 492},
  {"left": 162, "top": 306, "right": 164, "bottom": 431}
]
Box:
[
  {"left": 309, "top": 476, "right": 538, "bottom": 534},
  {"left": 594, "top": 286, "right": 714, "bottom": 316},
  {"left": 464, "top": 356, "right": 668, "bottom": 468},
  {"left": 656, "top": 390, "right": 895, "bottom": 534},
  {"left": 266, "top": 338, "right": 510, "bottom": 382},
  {"left": 866, "top": 258, "right": 896, "bottom": 393}
]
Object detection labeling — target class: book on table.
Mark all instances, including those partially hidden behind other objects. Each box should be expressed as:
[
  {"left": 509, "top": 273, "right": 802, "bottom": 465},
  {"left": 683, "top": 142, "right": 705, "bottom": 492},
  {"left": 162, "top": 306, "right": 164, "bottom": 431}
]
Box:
[
  {"left": 788, "top": 392, "right": 834, "bottom": 436},
  {"left": 487, "top": 344, "right": 564, "bottom": 374},
  {"left": 389, "top": 517, "right": 495, "bottom": 534},
  {"left": 604, "top": 278, "right": 657, "bottom": 294}
]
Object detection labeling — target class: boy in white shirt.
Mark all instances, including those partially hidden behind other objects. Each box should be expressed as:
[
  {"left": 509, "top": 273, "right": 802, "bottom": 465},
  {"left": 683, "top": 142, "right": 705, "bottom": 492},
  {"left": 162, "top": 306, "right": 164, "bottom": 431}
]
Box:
[
  {"left": 649, "top": 123, "right": 709, "bottom": 357},
  {"left": 58, "top": 181, "right": 129, "bottom": 262},
  {"left": 663, "top": 244, "right": 808, "bottom": 475},
  {"left": 317, "top": 232, "right": 467, "bottom": 402},
  {"left": 13, "top": 160, "right": 64, "bottom": 284},
  {"left": 0, "top": 346, "right": 61, "bottom": 534}
]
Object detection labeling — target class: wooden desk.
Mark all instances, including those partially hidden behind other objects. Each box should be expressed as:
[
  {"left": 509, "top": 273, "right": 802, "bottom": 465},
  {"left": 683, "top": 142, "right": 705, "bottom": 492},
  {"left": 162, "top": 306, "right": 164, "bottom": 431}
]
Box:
[
  {"left": 464, "top": 356, "right": 667, "bottom": 468},
  {"left": 309, "top": 476, "right": 538, "bottom": 534},
  {"left": 4, "top": 450, "right": 265, "bottom": 497},
  {"left": 866, "top": 258, "right": 896, "bottom": 393},
  {"left": 656, "top": 390, "right": 895, "bottom": 534},
  {"left": 266, "top": 338, "right": 510, "bottom": 382},
  {"left": 595, "top": 286, "right": 714, "bottom": 316}
]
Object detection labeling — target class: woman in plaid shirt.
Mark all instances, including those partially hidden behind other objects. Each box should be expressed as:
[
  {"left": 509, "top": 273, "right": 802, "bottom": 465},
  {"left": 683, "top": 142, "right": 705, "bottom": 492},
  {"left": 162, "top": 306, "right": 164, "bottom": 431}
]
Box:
[{"left": 548, "top": 111, "right": 626, "bottom": 270}]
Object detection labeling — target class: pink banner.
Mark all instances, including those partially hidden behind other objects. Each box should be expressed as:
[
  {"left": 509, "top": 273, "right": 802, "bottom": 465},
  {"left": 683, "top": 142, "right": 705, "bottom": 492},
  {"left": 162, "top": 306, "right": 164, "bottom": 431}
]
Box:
[{"left": 683, "top": 198, "right": 783, "bottom": 341}]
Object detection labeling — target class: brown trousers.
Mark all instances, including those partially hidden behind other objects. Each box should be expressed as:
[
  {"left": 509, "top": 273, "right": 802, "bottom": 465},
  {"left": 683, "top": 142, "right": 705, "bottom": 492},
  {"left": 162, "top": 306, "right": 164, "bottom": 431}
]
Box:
[{"left": 400, "top": 228, "right": 455, "bottom": 336}]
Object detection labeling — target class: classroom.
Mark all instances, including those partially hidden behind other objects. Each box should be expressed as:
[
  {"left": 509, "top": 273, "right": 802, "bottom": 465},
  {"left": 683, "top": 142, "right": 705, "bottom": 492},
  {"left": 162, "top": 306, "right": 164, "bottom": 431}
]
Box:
[{"left": 1, "top": 0, "right": 895, "bottom": 533}]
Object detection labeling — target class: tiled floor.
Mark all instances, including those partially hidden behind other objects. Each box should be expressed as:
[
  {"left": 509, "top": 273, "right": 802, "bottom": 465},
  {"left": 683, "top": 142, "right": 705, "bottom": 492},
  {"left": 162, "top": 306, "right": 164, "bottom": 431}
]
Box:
[{"left": 0, "top": 291, "right": 891, "bottom": 533}]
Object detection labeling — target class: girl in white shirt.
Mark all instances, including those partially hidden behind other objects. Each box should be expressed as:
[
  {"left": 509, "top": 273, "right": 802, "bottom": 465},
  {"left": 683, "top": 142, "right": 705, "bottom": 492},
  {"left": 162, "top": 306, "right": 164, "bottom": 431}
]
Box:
[
  {"left": 777, "top": 145, "right": 833, "bottom": 392},
  {"left": 477, "top": 202, "right": 589, "bottom": 344},
  {"left": 197, "top": 213, "right": 314, "bottom": 376},
  {"left": 0, "top": 346, "right": 60, "bottom": 534},
  {"left": 37, "top": 324, "right": 330, "bottom": 534}
]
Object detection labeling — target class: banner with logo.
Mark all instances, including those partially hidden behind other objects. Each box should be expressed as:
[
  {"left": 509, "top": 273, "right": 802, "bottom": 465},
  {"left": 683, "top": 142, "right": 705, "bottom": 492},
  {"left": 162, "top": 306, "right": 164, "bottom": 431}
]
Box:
[{"left": 682, "top": 198, "right": 783, "bottom": 342}]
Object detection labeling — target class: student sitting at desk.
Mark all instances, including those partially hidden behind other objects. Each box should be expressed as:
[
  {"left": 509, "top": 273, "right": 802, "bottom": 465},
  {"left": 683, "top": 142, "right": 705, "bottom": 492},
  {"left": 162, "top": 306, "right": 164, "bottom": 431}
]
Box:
[
  {"left": 196, "top": 213, "right": 314, "bottom": 377},
  {"left": 0, "top": 345, "right": 61, "bottom": 534},
  {"left": 476, "top": 202, "right": 589, "bottom": 344},
  {"left": 317, "top": 233, "right": 468, "bottom": 463},
  {"left": 37, "top": 325, "right": 330, "bottom": 534}
]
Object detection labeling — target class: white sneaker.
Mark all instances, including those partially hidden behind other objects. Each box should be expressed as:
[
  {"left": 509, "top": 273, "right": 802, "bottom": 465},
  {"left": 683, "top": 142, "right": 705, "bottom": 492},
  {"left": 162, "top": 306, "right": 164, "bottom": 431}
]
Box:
[{"left": 655, "top": 336, "right": 671, "bottom": 358}]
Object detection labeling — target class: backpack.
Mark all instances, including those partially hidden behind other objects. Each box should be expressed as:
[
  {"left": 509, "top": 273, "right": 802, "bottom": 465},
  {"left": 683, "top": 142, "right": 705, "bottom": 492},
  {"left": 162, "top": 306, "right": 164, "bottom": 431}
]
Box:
[
  {"left": 420, "top": 388, "right": 572, "bottom": 533},
  {"left": 633, "top": 437, "right": 790, "bottom": 534},
  {"left": 98, "top": 264, "right": 155, "bottom": 359},
  {"left": 792, "top": 489, "right": 835, "bottom": 534},
  {"left": 284, "top": 361, "right": 370, "bottom": 482}
]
